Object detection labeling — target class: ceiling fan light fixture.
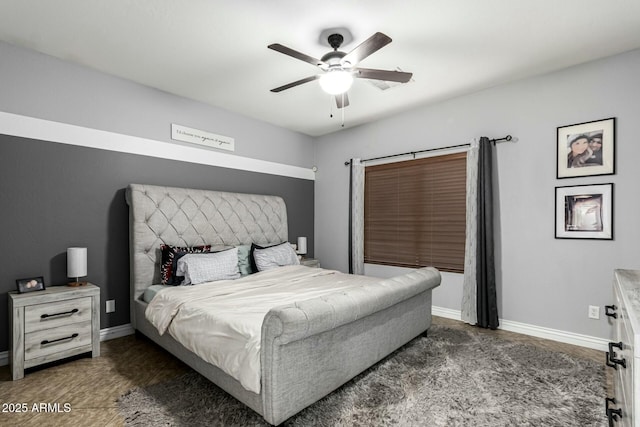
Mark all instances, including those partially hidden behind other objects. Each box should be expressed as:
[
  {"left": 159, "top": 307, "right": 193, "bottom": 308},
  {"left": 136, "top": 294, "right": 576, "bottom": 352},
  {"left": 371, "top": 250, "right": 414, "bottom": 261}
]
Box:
[
  {"left": 319, "top": 69, "right": 353, "bottom": 95},
  {"left": 269, "top": 31, "right": 411, "bottom": 109}
]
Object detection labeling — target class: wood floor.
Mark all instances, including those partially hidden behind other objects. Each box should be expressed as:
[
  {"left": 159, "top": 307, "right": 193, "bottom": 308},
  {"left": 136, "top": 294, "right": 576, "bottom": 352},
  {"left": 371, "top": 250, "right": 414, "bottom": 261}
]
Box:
[{"left": 0, "top": 316, "right": 609, "bottom": 426}]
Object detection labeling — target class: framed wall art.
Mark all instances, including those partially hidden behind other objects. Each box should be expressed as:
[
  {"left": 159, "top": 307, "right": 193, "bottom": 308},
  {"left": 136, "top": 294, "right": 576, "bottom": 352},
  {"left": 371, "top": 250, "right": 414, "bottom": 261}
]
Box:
[
  {"left": 557, "top": 117, "right": 615, "bottom": 178},
  {"left": 555, "top": 183, "right": 613, "bottom": 240},
  {"left": 16, "top": 276, "right": 46, "bottom": 293}
]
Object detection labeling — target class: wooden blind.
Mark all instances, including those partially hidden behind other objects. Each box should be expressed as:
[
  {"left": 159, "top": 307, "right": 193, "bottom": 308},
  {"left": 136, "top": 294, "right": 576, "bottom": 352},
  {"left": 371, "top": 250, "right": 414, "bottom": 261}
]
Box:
[{"left": 364, "top": 151, "right": 467, "bottom": 273}]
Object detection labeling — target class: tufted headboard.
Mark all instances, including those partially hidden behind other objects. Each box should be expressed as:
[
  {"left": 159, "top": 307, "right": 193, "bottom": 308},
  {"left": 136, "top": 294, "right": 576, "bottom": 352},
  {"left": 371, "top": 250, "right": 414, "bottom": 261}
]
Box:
[{"left": 125, "top": 183, "right": 288, "bottom": 304}]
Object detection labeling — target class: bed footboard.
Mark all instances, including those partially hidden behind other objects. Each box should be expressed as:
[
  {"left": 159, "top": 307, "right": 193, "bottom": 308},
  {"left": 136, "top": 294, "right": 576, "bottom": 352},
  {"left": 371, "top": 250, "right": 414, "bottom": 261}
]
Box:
[{"left": 260, "top": 267, "right": 441, "bottom": 425}]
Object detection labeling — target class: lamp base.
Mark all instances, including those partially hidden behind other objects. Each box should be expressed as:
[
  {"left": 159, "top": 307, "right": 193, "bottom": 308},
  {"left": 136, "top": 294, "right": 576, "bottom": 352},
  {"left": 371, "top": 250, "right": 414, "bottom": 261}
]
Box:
[{"left": 67, "top": 281, "right": 88, "bottom": 287}]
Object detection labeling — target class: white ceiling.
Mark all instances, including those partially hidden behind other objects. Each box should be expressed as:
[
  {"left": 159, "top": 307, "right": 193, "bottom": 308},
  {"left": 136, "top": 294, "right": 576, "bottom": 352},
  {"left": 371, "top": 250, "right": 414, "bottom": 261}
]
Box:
[{"left": 1, "top": 1, "right": 640, "bottom": 137}]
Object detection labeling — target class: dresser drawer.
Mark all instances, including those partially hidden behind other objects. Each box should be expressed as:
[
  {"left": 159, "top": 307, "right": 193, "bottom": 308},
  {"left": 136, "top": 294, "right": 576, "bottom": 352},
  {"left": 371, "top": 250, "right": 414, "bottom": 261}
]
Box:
[
  {"left": 616, "top": 368, "right": 632, "bottom": 426},
  {"left": 24, "top": 297, "right": 91, "bottom": 333},
  {"left": 24, "top": 320, "right": 92, "bottom": 361}
]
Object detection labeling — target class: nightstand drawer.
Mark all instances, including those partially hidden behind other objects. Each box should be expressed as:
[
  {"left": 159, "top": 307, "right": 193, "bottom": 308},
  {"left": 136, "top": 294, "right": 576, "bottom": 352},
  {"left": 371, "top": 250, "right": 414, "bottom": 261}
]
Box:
[
  {"left": 25, "top": 297, "right": 91, "bottom": 333},
  {"left": 24, "top": 320, "right": 92, "bottom": 361}
]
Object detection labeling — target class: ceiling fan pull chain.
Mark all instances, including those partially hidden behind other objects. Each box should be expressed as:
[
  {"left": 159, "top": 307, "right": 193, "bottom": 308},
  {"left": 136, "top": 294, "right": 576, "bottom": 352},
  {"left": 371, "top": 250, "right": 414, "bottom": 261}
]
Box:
[{"left": 341, "top": 94, "right": 345, "bottom": 127}]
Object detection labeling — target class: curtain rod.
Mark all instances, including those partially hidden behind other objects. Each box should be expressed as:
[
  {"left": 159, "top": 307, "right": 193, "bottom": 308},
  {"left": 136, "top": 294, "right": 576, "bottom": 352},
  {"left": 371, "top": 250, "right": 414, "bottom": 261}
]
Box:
[{"left": 343, "top": 135, "right": 512, "bottom": 166}]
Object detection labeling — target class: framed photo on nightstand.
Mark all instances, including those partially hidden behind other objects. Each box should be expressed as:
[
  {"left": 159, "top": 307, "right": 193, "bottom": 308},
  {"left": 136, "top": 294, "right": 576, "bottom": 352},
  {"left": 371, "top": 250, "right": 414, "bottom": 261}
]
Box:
[{"left": 16, "top": 276, "right": 46, "bottom": 293}]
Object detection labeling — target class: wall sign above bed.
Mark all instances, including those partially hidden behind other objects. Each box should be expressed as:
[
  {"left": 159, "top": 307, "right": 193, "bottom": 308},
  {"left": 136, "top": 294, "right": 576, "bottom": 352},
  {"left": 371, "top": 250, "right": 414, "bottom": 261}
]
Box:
[{"left": 171, "top": 124, "right": 235, "bottom": 152}]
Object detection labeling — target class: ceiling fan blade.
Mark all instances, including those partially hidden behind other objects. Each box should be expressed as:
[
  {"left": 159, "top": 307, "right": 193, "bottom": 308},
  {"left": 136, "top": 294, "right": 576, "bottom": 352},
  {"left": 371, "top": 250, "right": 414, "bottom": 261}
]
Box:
[
  {"left": 270, "top": 75, "right": 319, "bottom": 93},
  {"left": 268, "top": 43, "right": 326, "bottom": 68},
  {"left": 335, "top": 93, "right": 350, "bottom": 109},
  {"left": 341, "top": 32, "right": 392, "bottom": 66},
  {"left": 355, "top": 68, "right": 413, "bottom": 83}
]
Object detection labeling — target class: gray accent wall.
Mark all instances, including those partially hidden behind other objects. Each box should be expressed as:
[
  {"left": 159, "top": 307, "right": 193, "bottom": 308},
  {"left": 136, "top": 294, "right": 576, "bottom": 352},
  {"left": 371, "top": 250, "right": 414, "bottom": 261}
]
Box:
[
  {"left": 0, "top": 41, "right": 315, "bottom": 354},
  {"left": 314, "top": 48, "right": 640, "bottom": 341},
  {"left": 0, "top": 134, "right": 314, "bottom": 353}
]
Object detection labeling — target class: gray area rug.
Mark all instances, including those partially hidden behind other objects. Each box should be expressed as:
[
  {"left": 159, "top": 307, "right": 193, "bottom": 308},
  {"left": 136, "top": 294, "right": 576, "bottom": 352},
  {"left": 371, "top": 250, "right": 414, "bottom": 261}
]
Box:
[{"left": 118, "top": 325, "right": 606, "bottom": 426}]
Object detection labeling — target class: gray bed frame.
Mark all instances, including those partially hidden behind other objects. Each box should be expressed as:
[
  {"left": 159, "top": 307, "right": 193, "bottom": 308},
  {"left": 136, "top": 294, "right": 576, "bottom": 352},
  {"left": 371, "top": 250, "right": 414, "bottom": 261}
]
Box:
[{"left": 126, "top": 183, "right": 441, "bottom": 425}]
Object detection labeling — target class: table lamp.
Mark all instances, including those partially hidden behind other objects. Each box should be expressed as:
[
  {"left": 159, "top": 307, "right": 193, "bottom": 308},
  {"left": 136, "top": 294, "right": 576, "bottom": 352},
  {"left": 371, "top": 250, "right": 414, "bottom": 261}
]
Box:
[
  {"left": 67, "top": 247, "right": 88, "bottom": 286},
  {"left": 297, "top": 237, "right": 307, "bottom": 257}
]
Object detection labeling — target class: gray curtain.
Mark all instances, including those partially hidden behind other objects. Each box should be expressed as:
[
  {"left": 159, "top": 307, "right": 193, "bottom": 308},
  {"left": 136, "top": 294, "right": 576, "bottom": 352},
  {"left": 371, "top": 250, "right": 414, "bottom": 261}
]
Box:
[
  {"left": 476, "top": 137, "right": 499, "bottom": 329},
  {"left": 461, "top": 139, "right": 479, "bottom": 324},
  {"left": 348, "top": 158, "right": 365, "bottom": 274},
  {"left": 462, "top": 137, "right": 499, "bottom": 329}
]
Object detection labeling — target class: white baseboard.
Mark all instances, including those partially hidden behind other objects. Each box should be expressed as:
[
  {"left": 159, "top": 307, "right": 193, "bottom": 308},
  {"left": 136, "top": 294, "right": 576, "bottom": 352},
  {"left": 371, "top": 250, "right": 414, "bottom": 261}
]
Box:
[
  {"left": 0, "top": 323, "right": 135, "bottom": 367},
  {"left": 432, "top": 305, "right": 609, "bottom": 352},
  {"left": 432, "top": 306, "right": 462, "bottom": 320}
]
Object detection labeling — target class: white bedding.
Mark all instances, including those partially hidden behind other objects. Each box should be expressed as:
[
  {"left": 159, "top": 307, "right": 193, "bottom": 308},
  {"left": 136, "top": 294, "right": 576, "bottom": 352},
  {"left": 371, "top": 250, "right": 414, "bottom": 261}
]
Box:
[{"left": 145, "top": 265, "right": 379, "bottom": 393}]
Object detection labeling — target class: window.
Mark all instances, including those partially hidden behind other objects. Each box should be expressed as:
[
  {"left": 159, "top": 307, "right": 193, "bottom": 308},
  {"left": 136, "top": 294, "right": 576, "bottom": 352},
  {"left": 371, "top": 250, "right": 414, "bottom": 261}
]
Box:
[{"left": 364, "top": 151, "right": 466, "bottom": 273}]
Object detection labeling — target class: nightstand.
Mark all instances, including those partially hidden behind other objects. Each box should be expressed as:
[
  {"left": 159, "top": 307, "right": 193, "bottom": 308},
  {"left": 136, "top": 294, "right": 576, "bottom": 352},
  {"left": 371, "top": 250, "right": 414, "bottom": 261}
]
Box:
[
  {"left": 9, "top": 283, "right": 100, "bottom": 380},
  {"left": 300, "top": 258, "right": 320, "bottom": 268}
]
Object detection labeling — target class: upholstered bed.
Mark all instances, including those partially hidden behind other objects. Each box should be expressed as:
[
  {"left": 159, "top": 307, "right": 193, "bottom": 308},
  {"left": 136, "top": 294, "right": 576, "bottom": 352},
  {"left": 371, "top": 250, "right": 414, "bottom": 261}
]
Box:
[{"left": 126, "top": 183, "right": 441, "bottom": 425}]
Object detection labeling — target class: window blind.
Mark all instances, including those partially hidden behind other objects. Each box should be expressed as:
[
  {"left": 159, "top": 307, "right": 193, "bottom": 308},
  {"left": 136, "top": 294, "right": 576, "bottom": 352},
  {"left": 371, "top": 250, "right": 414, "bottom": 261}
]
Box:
[{"left": 364, "top": 151, "right": 466, "bottom": 273}]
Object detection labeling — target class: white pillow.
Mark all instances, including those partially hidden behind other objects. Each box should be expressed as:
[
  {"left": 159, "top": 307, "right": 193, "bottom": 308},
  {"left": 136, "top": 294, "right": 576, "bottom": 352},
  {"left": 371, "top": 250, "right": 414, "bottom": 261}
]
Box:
[
  {"left": 253, "top": 242, "right": 300, "bottom": 272},
  {"left": 176, "top": 248, "right": 240, "bottom": 285}
]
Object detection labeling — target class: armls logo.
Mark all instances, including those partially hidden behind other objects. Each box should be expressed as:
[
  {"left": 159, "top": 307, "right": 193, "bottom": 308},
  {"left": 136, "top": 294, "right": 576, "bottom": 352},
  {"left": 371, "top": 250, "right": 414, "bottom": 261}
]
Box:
[{"left": 31, "top": 403, "right": 72, "bottom": 413}]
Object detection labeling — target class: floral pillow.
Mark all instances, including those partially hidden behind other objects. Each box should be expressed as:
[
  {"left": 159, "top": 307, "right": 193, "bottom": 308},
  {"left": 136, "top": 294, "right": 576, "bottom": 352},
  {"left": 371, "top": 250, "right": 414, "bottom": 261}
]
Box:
[{"left": 160, "top": 244, "right": 211, "bottom": 285}]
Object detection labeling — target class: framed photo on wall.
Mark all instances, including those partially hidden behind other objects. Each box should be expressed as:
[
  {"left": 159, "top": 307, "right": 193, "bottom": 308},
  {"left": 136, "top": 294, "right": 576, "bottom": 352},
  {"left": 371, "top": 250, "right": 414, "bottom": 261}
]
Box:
[
  {"left": 557, "top": 117, "right": 615, "bottom": 178},
  {"left": 555, "top": 183, "right": 613, "bottom": 240}
]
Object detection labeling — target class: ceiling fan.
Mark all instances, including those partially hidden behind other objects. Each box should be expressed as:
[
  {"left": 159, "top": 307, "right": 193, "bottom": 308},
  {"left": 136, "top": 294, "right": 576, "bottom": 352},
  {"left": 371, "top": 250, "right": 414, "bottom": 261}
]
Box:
[{"left": 268, "top": 32, "right": 413, "bottom": 108}]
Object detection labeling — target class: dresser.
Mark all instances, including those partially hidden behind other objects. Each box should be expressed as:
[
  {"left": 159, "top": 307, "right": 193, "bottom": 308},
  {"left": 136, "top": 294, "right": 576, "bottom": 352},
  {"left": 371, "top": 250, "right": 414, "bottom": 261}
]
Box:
[
  {"left": 606, "top": 270, "right": 640, "bottom": 426},
  {"left": 9, "top": 283, "right": 100, "bottom": 380}
]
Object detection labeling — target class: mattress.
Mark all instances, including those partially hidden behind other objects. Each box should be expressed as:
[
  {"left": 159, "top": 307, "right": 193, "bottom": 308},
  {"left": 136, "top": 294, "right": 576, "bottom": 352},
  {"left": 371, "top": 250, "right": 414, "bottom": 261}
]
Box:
[{"left": 145, "top": 265, "right": 380, "bottom": 393}]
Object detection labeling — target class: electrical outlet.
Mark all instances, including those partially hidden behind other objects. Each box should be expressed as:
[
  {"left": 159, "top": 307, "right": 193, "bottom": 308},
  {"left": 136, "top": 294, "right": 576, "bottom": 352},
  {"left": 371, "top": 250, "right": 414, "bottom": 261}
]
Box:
[
  {"left": 588, "top": 305, "right": 600, "bottom": 319},
  {"left": 106, "top": 299, "right": 116, "bottom": 313}
]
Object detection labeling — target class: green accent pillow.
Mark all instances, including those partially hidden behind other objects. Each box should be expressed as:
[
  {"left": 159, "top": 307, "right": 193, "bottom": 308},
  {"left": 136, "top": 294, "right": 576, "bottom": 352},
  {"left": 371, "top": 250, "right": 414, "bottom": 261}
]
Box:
[{"left": 236, "top": 245, "right": 252, "bottom": 276}]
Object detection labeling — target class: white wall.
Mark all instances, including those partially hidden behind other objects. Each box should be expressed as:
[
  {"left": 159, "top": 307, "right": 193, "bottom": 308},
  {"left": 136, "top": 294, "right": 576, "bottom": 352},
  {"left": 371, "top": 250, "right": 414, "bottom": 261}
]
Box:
[{"left": 314, "top": 48, "right": 640, "bottom": 340}]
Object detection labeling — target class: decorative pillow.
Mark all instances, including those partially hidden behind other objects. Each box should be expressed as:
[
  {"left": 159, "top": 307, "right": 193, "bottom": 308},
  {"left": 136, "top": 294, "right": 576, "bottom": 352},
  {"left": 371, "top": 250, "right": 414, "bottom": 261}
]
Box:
[
  {"left": 236, "top": 245, "right": 252, "bottom": 276},
  {"left": 253, "top": 242, "right": 300, "bottom": 272},
  {"left": 249, "top": 242, "right": 280, "bottom": 273},
  {"left": 160, "top": 244, "right": 211, "bottom": 285},
  {"left": 176, "top": 248, "right": 240, "bottom": 285}
]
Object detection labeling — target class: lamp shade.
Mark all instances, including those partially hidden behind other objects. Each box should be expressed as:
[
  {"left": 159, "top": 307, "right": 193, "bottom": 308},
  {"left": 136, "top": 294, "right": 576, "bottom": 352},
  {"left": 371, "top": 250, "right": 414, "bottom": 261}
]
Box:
[
  {"left": 67, "top": 247, "right": 87, "bottom": 278},
  {"left": 297, "top": 237, "right": 307, "bottom": 255}
]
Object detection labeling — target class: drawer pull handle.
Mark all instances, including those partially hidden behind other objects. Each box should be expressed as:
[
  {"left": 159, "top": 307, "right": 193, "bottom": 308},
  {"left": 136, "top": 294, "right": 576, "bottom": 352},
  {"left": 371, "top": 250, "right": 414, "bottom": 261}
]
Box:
[
  {"left": 605, "top": 397, "right": 622, "bottom": 426},
  {"left": 605, "top": 305, "right": 618, "bottom": 319},
  {"left": 606, "top": 342, "right": 626, "bottom": 369},
  {"left": 41, "top": 308, "right": 79, "bottom": 319},
  {"left": 41, "top": 333, "right": 79, "bottom": 346}
]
